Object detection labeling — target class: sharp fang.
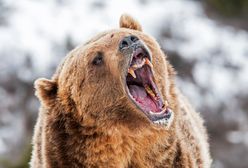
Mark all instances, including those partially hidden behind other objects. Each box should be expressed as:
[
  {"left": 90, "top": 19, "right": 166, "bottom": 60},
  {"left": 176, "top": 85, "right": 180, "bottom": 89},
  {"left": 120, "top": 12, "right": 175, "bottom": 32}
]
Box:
[
  {"left": 132, "top": 64, "right": 139, "bottom": 69},
  {"left": 145, "top": 58, "right": 153, "bottom": 68},
  {"left": 165, "top": 100, "right": 169, "bottom": 107},
  {"left": 145, "top": 85, "right": 156, "bottom": 98},
  {"left": 128, "top": 68, "right": 136, "bottom": 78}
]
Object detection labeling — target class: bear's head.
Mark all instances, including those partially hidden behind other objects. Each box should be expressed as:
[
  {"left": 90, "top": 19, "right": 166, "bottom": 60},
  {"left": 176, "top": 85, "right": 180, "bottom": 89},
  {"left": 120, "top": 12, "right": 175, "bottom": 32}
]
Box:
[{"left": 35, "top": 14, "right": 176, "bottom": 131}]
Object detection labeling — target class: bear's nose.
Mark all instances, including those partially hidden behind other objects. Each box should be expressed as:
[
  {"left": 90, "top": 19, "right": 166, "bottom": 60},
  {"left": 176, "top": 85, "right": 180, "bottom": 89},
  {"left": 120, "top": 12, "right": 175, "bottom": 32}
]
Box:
[{"left": 119, "top": 35, "right": 139, "bottom": 50}]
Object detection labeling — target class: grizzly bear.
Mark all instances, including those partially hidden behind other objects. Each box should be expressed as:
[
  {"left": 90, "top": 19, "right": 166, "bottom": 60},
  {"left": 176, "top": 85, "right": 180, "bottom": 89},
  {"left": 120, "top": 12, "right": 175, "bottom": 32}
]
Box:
[{"left": 30, "top": 14, "right": 212, "bottom": 168}]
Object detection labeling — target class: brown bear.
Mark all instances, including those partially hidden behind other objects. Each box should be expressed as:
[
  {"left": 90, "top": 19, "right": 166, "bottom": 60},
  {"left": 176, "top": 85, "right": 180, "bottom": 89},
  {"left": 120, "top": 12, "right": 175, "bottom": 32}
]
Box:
[{"left": 30, "top": 14, "right": 212, "bottom": 168}]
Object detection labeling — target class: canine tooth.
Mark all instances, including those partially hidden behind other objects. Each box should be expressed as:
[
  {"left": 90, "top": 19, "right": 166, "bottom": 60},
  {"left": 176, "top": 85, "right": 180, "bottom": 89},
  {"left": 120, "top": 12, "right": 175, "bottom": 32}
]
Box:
[
  {"left": 145, "top": 85, "right": 156, "bottom": 98},
  {"left": 132, "top": 64, "right": 139, "bottom": 69},
  {"left": 165, "top": 100, "right": 170, "bottom": 108},
  {"left": 145, "top": 58, "right": 153, "bottom": 68},
  {"left": 132, "top": 64, "right": 142, "bottom": 69},
  {"left": 128, "top": 68, "right": 136, "bottom": 78}
]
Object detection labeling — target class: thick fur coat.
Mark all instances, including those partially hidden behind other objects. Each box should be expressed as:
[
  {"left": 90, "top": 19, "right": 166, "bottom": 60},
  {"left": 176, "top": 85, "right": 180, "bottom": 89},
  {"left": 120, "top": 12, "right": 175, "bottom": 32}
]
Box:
[{"left": 30, "top": 14, "right": 212, "bottom": 168}]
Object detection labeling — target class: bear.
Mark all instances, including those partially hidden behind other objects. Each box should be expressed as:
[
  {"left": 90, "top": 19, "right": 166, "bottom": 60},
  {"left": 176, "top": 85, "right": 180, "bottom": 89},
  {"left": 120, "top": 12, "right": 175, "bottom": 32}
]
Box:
[{"left": 30, "top": 14, "right": 212, "bottom": 168}]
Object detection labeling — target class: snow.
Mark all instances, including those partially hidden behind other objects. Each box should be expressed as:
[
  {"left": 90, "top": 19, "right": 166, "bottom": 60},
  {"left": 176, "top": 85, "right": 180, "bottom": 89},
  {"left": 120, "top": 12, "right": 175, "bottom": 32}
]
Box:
[
  {"left": 0, "top": 0, "right": 208, "bottom": 76},
  {"left": 0, "top": 139, "right": 7, "bottom": 154},
  {"left": 227, "top": 130, "right": 248, "bottom": 145},
  {"left": 0, "top": 0, "right": 248, "bottom": 167},
  {"left": 157, "top": 1, "right": 248, "bottom": 112}
]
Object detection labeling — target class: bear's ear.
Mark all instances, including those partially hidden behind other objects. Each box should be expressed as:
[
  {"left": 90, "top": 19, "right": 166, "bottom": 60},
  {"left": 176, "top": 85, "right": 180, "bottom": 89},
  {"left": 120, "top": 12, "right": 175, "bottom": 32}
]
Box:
[
  {"left": 119, "top": 14, "right": 142, "bottom": 31},
  {"left": 34, "top": 78, "right": 57, "bottom": 108}
]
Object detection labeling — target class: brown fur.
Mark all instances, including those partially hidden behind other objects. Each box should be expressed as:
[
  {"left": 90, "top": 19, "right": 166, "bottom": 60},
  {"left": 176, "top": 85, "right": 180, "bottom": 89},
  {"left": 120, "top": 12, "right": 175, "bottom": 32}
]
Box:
[{"left": 30, "top": 14, "right": 212, "bottom": 168}]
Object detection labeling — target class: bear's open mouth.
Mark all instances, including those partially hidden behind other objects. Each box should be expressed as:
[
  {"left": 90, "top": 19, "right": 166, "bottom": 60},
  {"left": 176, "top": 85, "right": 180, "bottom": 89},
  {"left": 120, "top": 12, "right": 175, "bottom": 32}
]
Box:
[{"left": 126, "top": 46, "right": 172, "bottom": 124}]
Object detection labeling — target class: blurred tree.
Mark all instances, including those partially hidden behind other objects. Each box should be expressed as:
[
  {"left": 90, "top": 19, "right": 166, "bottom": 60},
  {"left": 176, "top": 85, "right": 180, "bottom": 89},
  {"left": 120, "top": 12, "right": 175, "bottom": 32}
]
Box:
[
  {"left": 206, "top": 0, "right": 248, "bottom": 17},
  {"left": 0, "top": 144, "right": 31, "bottom": 168},
  {"left": 201, "top": 0, "right": 248, "bottom": 30}
]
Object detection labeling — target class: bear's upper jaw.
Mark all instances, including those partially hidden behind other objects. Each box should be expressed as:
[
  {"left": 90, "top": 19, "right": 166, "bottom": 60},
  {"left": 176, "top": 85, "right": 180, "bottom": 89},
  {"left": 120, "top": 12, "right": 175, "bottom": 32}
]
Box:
[{"left": 126, "top": 46, "right": 171, "bottom": 124}]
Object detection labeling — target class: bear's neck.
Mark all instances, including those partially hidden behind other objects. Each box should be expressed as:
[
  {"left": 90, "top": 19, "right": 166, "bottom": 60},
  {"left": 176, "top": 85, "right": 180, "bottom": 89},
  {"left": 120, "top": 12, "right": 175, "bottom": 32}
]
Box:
[{"left": 43, "top": 111, "right": 180, "bottom": 167}]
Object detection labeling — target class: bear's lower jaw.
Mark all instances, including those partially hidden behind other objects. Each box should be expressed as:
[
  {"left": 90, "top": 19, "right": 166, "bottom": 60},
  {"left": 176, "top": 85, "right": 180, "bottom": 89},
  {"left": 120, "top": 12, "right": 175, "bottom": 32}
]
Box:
[{"left": 125, "top": 45, "right": 172, "bottom": 125}]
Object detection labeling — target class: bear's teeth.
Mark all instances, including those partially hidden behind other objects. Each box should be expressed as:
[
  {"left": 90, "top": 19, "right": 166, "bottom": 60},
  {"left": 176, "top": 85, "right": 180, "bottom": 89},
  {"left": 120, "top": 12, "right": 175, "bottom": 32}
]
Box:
[
  {"left": 128, "top": 58, "right": 151, "bottom": 78},
  {"left": 154, "top": 118, "right": 166, "bottom": 125},
  {"left": 145, "top": 58, "right": 153, "bottom": 68},
  {"left": 144, "top": 85, "right": 156, "bottom": 98},
  {"left": 128, "top": 68, "right": 136, "bottom": 78},
  {"left": 149, "top": 110, "right": 165, "bottom": 116}
]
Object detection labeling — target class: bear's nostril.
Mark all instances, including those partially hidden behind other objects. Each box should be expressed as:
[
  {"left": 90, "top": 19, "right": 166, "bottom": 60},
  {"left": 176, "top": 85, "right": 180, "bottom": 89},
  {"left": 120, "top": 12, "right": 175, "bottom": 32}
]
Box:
[
  {"left": 121, "top": 40, "right": 129, "bottom": 48},
  {"left": 130, "top": 35, "right": 138, "bottom": 43},
  {"left": 119, "top": 35, "right": 139, "bottom": 51}
]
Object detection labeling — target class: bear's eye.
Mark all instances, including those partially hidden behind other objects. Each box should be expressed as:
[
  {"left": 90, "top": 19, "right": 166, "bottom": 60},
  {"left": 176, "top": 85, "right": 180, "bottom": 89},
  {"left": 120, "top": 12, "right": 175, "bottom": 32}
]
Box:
[{"left": 92, "top": 52, "right": 104, "bottom": 66}]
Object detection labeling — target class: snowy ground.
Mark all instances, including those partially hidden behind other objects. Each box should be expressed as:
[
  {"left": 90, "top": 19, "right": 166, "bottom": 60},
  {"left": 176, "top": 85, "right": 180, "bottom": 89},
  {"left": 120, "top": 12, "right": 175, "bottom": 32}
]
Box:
[{"left": 0, "top": 0, "right": 247, "bottom": 167}]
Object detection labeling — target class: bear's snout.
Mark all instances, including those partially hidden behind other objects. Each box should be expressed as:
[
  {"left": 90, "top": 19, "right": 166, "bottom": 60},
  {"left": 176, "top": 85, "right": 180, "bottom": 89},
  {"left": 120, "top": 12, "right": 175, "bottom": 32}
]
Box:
[{"left": 119, "top": 35, "right": 139, "bottom": 51}]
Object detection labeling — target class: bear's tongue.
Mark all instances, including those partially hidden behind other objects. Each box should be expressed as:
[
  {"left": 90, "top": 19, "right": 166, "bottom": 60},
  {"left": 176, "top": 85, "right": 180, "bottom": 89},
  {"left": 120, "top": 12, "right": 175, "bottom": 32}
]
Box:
[{"left": 129, "top": 85, "right": 159, "bottom": 112}]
